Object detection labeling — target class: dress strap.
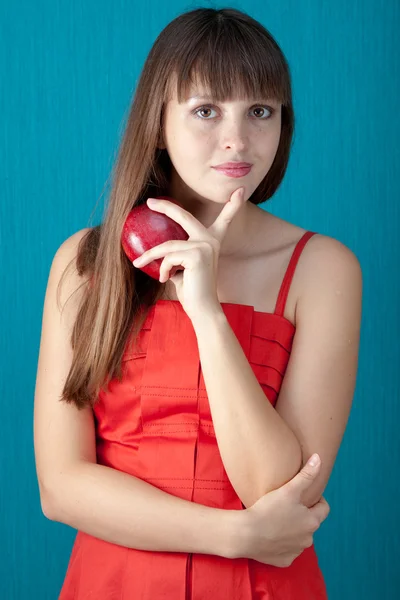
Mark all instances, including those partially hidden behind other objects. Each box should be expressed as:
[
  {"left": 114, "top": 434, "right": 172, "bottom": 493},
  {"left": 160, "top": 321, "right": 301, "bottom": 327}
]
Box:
[{"left": 274, "top": 231, "right": 317, "bottom": 317}]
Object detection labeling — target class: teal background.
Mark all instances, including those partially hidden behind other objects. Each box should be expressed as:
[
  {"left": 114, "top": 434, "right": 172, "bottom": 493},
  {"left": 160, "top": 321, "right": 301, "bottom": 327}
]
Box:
[{"left": 1, "top": 1, "right": 399, "bottom": 598}]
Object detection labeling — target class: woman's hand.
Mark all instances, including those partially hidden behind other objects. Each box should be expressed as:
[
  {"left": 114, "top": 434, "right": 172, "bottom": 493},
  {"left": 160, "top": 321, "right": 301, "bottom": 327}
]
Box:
[
  {"left": 132, "top": 188, "right": 245, "bottom": 321},
  {"left": 231, "top": 455, "right": 330, "bottom": 567}
]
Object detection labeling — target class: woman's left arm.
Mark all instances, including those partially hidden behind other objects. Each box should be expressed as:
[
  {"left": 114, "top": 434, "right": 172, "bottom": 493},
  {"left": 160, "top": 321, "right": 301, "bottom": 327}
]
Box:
[{"left": 192, "top": 237, "right": 362, "bottom": 508}]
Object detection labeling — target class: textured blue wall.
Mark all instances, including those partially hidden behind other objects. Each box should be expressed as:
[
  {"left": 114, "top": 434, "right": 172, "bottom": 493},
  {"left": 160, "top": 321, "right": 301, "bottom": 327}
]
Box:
[{"left": 1, "top": 1, "right": 399, "bottom": 598}]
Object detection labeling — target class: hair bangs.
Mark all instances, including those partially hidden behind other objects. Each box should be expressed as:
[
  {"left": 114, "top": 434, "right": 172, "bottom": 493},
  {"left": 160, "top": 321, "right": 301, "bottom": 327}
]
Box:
[{"left": 167, "top": 19, "right": 289, "bottom": 106}]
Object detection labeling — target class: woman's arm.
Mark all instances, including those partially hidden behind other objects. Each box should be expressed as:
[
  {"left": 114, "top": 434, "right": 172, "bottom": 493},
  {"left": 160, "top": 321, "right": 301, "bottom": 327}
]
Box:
[
  {"left": 33, "top": 230, "right": 236, "bottom": 559},
  {"left": 193, "top": 310, "right": 302, "bottom": 508},
  {"left": 192, "top": 236, "right": 362, "bottom": 508},
  {"left": 45, "top": 454, "right": 331, "bottom": 570},
  {"left": 44, "top": 461, "right": 237, "bottom": 557},
  {"left": 34, "top": 240, "right": 304, "bottom": 565}
]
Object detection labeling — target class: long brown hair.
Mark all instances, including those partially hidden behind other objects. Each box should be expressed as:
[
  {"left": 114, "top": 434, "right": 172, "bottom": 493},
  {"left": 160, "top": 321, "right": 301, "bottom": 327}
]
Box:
[{"left": 59, "top": 7, "right": 295, "bottom": 409}]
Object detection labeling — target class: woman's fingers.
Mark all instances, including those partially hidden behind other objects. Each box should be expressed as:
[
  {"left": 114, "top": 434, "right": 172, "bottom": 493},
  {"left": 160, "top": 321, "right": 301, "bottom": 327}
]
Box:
[
  {"left": 146, "top": 198, "right": 207, "bottom": 238},
  {"left": 133, "top": 240, "right": 207, "bottom": 267},
  {"left": 309, "top": 497, "right": 330, "bottom": 526},
  {"left": 210, "top": 187, "right": 245, "bottom": 242}
]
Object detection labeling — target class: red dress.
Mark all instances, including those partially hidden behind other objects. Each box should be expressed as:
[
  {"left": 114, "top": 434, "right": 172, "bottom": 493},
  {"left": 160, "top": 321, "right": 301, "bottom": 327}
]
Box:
[{"left": 59, "top": 230, "right": 328, "bottom": 599}]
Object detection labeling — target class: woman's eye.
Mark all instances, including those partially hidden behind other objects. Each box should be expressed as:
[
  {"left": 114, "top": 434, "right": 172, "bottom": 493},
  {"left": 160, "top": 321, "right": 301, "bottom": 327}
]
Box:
[
  {"left": 193, "top": 105, "right": 274, "bottom": 120},
  {"left": 194, "top": 106, "right": 216, "bottom": 119},
  {"left": 252, "top": 106, "right": 273, "bottom": 119}
]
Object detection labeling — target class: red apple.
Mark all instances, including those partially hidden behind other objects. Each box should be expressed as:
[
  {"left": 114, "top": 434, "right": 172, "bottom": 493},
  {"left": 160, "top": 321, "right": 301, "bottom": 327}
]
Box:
[{"left": 121, "top": 196, "right": 189, "bottom": 280}]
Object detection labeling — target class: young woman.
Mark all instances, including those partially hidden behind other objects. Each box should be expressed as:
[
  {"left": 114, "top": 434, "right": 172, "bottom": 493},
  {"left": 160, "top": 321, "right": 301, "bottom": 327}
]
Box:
[{"left": 34, "top": 7, "right": 362, "bottom": 599}]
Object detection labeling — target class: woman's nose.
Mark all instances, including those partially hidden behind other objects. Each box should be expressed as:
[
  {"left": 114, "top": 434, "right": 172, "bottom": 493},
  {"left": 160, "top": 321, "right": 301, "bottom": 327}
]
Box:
[{"left": 220, "top": 124, "right": 248, "bottom": 152}]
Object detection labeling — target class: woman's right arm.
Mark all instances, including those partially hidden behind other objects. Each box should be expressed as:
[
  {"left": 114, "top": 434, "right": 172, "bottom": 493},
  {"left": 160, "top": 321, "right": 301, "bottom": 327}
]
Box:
[
  {"left": 44, "top": 455, "right": 237, "bottom": 557},
  {"left": 33, "top": 229, "right": 237, "bottom": 558}
]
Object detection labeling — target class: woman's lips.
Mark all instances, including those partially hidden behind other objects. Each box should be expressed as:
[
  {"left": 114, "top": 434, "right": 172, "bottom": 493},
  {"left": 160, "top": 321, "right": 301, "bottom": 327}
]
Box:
[{"left": 212, "top": 166, "right": 252, "bottom": 178}]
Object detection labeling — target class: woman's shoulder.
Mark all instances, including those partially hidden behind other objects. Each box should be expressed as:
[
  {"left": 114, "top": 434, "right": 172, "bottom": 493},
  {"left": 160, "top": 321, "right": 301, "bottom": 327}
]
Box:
[
  {"left": 267, "top": 215, "right": 362, "bottom": 307},
  {"left": 63, "top": 226, "right": 102, "bottom": 266},
  {"left": 293, "top": 228, "right": 362, "bottom": 295},
  {"left": 52, "top": 227, "right": 97, "bottom": 291},
  {"left": 58, "top": 227, "right": 93, "bottom": 255},
  {"left": 254, "top": 208, "right": 361, "bottom": 310},
  {"left": 256, "top": 208, "right": 359, "bottom": 264}
]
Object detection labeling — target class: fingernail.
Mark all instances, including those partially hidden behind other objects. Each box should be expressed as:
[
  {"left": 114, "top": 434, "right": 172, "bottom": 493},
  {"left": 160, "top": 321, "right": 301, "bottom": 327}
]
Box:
[{"left": 308, "top": 454, "right": 320, "bottom": 467}]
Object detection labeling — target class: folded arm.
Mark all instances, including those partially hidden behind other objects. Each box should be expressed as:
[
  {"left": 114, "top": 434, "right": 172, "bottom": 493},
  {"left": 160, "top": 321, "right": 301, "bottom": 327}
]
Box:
[{"left": 192, "top": 236, "right": 362, "bottom": 508}]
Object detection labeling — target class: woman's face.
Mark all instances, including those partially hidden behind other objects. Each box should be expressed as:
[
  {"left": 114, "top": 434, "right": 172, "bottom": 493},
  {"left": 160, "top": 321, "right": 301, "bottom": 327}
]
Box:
[{"left": 160, "top": 83, "right": 282, "bottom": 206}]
